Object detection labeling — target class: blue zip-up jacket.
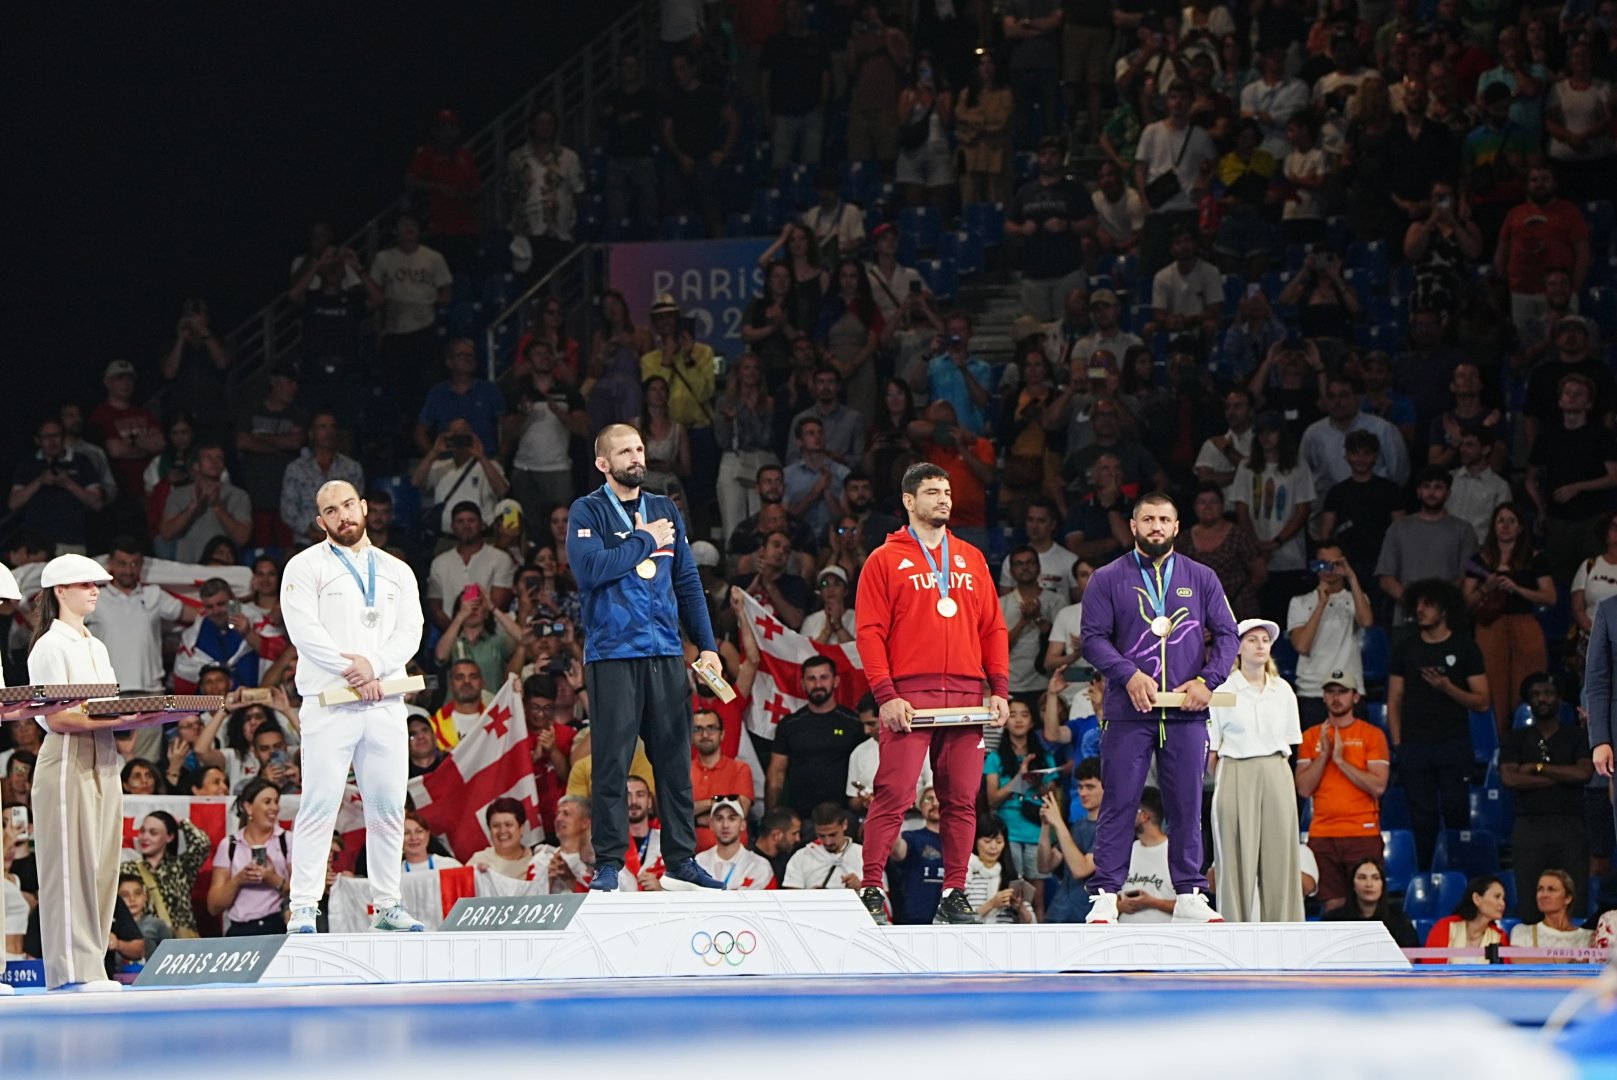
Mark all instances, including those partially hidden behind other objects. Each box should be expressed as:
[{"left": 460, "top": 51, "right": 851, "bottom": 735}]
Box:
[{"left": 566, "top": 485, "right": 717, "bottom": 663}]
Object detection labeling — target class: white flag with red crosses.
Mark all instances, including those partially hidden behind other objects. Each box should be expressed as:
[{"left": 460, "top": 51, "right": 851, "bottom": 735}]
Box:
[{"left": 740, "top": 592, "right": 868, "bottom": 740}]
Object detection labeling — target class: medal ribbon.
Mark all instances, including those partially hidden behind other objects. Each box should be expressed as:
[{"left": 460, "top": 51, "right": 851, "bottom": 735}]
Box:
[
  {"left": 330, "top": 544, "right": 377, "bottom": 607},
  {"left": 908, "top": 527, "right": 951, "bottom": 604},
  {"left": 601, "top": 483, "right": 639, "bottom": 536},
  {"left": 1133, "top": 551, "right": 1173, "bottom": 618}
]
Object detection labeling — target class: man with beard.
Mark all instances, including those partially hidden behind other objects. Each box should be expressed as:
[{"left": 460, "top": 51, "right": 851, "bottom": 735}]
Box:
[
  {"left": 1079, "top": 493, "right": 1239, "bottom": 923},
  {"left": 280, "top": 480, "right": 426, "bottom": 933},
  {"left": 855, "top": 463, "right": 1010, "bottom": 926},
  {"left": 768, "top": 656, "right": 864, "bottom": 821},
  {"left": 840, "top": 471, "right": 901, "bottom": 555},
  {"left": 566, "top": 424, "right": 725, "bottom": 892},
  {"left": 690, "top": 707, "right": 753, "bottom": 852},
  {"left": 531, "top": 796, "right": 597, "bottom": 893},
  {"left": 728, "top": 465, "right": 818, "bottom": 560},
  {"left": 1374, "top": 465, "right": 1478, "bottom": 606}
]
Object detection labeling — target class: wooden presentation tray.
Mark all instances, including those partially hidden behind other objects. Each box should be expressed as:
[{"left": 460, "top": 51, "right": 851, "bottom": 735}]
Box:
[
  {"left": 1150, "top": 691, "right": 1237, "bottom": 708},
  {"left": 911, "top": 706, "right": 996, "bottom": 727},
  {"left": 317, "top": 674, "right": 426, "bottom": 707}
]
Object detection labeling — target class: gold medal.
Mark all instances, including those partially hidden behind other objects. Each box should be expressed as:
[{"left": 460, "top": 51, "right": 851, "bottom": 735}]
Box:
[
  {"left": 1151, "top": 615, "right": 1171, "bottom": 637},
  {"left": 937, "top": 596, "right": 958, "bottom": 618},
  {"left": 636, "top": 559, "right": 657, "bottom": 580}
]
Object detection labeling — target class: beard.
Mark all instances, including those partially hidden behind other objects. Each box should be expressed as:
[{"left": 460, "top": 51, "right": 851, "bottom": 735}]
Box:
[
  {"left": 806, "top": 687, "right": 834, "bottom": 706},
  {"left": 611, "top": 463, "right": 646, "bottom": 488},
  {"left": 1135, "top": 534, "right": 1174, "bottom": 558},
  {"left": 846, "top": 492, "right": 872, "bottom": 513},
  {"left": 328, "top": 520, "right": 365, "bottom": 547}
]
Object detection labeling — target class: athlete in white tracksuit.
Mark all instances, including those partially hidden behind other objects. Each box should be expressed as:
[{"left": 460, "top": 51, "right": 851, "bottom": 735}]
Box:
[{"left": 280, "top": 481, "right": 424, "bottom": 931}]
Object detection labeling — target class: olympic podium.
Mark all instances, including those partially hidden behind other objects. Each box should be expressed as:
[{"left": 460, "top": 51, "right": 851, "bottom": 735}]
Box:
[{"left": 255, "top": 892, "right": 1408, "bottom": 985}]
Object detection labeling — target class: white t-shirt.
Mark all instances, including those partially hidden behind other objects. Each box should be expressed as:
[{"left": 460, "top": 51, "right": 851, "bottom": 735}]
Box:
[
  {"left": 999, "top": 542, "right": 1078, "bottom": 603},
  {"left": 1049, "top": 602, "right": 1095, "bottom": 720},
  {"left": 1240, "top": 77, "right": 1309, "bottom": 157},
  {"left": 1285, "top": 588, "right": 1363, "bottom": 698},
  {"left": 800, "top": 203, "right": 865, "bottom": 262},
  {"left": 1152, "top": 259, "right": 1225, "bottom": 318},
  {"left": 1092, "top": 188, "right": 1146, "bottom": 243},
  {"left": 1282, "top": 148, "right": 1326, "bottom": 220},
  {"left": 846, "top": 737, "right": 933, "bottom": 803},
  {"left": 512, "top": 401, "right": 575, "bottom": 473},
  {"left": 1194, "top": 429, "right": 1254, "bottom": 502},
  {"left": 782, "top": 840, "right": 866, "bottom": 889},
  {"left": 1120, "top": 839, "right": 1175, "bottom": 922},
  {"left": 1001, "top": 588, "right": 1064, "bottom": 693},
  {"left": 369, "top": 245, "right": 452, "bottom": 335},
  {"left": 1448, "top": 467, "right": 1512, "bottom": 544},
  {"left": 1233, "top": 462, "right": 1315, "bottom": 572},
  {"left": 1311, "top": 69, "right": 1370, "bottom": 107},
  {"left": 1573, "top": 555, "right": 1617, "bottom": 611},
  {"left": 799, "top": 608, "right": 857, "bottom": 640},
  {"left": 84, "top": 583, "right": 185, "bottom": 693},
  {"left": 694, "top": 845, "right": 776, "bottom": 889},
  {"left": 1134, "top": 120, "right": 1217, "bottom": 215},
  {"left": 1547, "top": 78, "right": 1614, "bottom": 161},
  {"left": 425, "top": 457, "right": 507, "bottom": 536},
  {"left": 426, "top": 542, "right": 518, "bottom": 604},
  {"left": 865, "top": 261, "right": 925, "bottom": 323}
]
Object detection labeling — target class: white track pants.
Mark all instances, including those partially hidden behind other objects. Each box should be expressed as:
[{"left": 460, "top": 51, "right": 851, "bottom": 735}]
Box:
[{"left": 289, "top": 699, "right": 408, "bottom": 913}]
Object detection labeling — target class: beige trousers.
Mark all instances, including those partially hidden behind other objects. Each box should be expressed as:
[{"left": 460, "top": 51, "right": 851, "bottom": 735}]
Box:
[
  {"left": 35, "top": 729, "right": 122, "bottom": 988},
  {"left": 1211, "top": 753, "right": 1303, "bottom": 922}
]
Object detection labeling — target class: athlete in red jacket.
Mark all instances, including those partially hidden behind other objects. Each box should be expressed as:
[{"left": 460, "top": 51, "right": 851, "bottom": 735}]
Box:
[{"left": 855, "top": 463, "right": 1010, "bottom": 925}]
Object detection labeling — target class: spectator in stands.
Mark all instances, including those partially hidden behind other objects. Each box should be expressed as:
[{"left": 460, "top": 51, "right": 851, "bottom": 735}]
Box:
[
  {"left": 412, "top": 419, "right": 512, "bottom": 545},
  {"left": 1422, "top": 874, "right": 1507, "bottom": 963},
  {"left": 1117, "top": 785, "right": 1176, "bottom": 922},
  {"left": 1461, "top": 81, "right": 1533, "bottom": 255},
  {"left": 729, "top": 479, "right": 816, "bottom": 569},
  {"left": 1281, "top": 114, "right": 1329, "bottom": 246},
  {"left": 1060, "top": 450, "right": 1133, "bottom": 564},
  {"left": 121, "top": 759, "right": 159, "bottom": 796},
  {"left": 886, "top": 786, "right": 945, "bottom": 922},
  {"left": 1385, "top": 78, "right": 1459, "bottom": 245},
  {"left": 405, "top": 107, "right": 481, "bottom": 273},
  {"left": 1211, "top": 119, "right": 1281, "bottom": 276},
  {"left": 120, "top": 811, "right": 211, "bottom": 938},
  {"left": 159, "top": 298, "right": 233, "bottom": 437},
  {"left": 1524, "top": 315, "right": 1614, "bottom": 447},
  {"left": 1517, "top": 269, "right": 1581, "bottom": 362},
  {"left": 965, "top": 818, "right": 1033, "bottom": 923},
  {"left": 842, "top": 470, "right": 901, "bottom": 554},
  {"left": 432, "top": 587, "right": 520, "bottom": 692},
  {"left": 662, "top": 51, "right": 738, "bottom": 238},
  {"left": 1495, "top": 164, "right": 1591, "bottom": 336},
  {"left": 995, "top": 348, "right": 1062, "bottom": 521},
  {"left": 1000, "top": 498, "right": 1077, "bottom": 601},
  {"left": 1403, "top": 180, "right": 1482, "bottom": 317},
  {"left": 954, "top": 49, "right": 1014, "bottom": 204},
  {"left": 1302, "top": 376, "right": 1409, "bottom": 502},
  {"left": 416, "top": 338, "right": 504, "bottom": 461},
  {"left": 743, "top": 265, "right": 808, "bottom": 386},
  {"left": 1178, "top": 482, "right": 1265, "bottom": 618},
  {"left": 920, "top": 313, "right": 995, "bottom": 438},
  {"left": 895, "top": 50, "right": 956, "bottom": 211},
  {"left": 693, "top": 796, "right": 772, "bottom": 889},
  {"left": 861, "top": 378, "right": 917, "bottom": 506},
  {"left": 1135, "top": 84, "right": 1218, "bottom": 275},
  {"left": 783, "top": 803, "right": 866, "bottom": 889},
  {"left": 641, "top": 298, "right": 718, "bottom": 528},
  {"left": 1296, "top": 672, "right": 1390, "bottom": 910},
  {"left": 1009, "top": 136, "right": 1096, "bottom": 323},
  {"left": 1002, "top": 0, "right": 1064, "bottom": 148},
  {"left": 847, "top": 4, "right": 908, "bottom": 171},
  {"left": 1321, "top": 858, "right": 1419, "bottom": 946},
  {"left": 713, "top": 353, "right": 779, "bottom": 543},
  {"left": 369, "top": 211, "right": 452, "bottom": 396},
  {"left": 364, "top": 487, "right": 418, "bottom": 568},
  {"left": 734, "top": 528, "right": 810, "bottom": 628},
  {"left": 8, "top": 417, "right": 105, "bottom": 554},
  {"left": 906, "top": 399, "right": 996, "bottom": 551},
  {"left": 1375, "top": 466, "right": 1478, "bottom": 606},
  {"left": 1062, "top": 394, "right": 1164, "bottom": 494},
  {"left": 638, "top": 375, "right": 691, "bottom": 496},
  {"left": 789, "top": 366, "right": 868, "bottom": 470},
  {"left": 760, "top": 0, "right": 830, "bottom": 172},
  {"left": 206, "top": 778, "right": 291, "bottom": 935},
  {"left": 1572, "top": 512, "right": 1617, "bottom": 647},
  {"left": 752, "top": 806, "right": 802, "bottom": 887},
  {"left": 278, "top": 413, "right": 365, "bottom": 549},
  {"left": 1511, "top": 869, "right": 1594, "bottom": 957},
  {"left": 1526, "top": 371, "right": 1617, "bottom": 582},
  {"left": 116, "top": 874, "right": 170, "bottom": 960},
  {"left": 1500, "top": 673, "right": 1594, "bottom": 922},
  {"left": 87, "top": 538, "right": 193, "bottom": 732},
  {"left": 1069, "top": 291, "right": 1141, "bottom": 370},
  {"left": 158, "top": 442, "right": 250, "bottom": 565},
  {"left": 1090, "top": 162, "right": 1145, "bottom": 263},
  {"left": 799, "top": 171, "right": 866, "bottom": 269},
  {"left": 601, "top": 54, "right": 659, "bottom": 231},
  {"left": 1465, "top": 505, "right": 1555, "bottom": 732},
  {"left": 1147, "top": 225, "right": 1223, "bottom": 344},
  {"left": 233, "top": 367, "right": 306, "bottom": 546},
  {"left": 88, "top": 359, "right": 164, "bottom": 537},
  {"left": 506, "top": 106, "right": 585, "bottom": 275},
  {"left": 1288, "top": 543, "right": 1371, "bottom": 727},
  {"left": 1429, "top": 363, "right": 1504, "bottom": 471},
  {"left": 690, "top": 707, "right": 753, "bottom": 853},
  {"left": 173, "top": 578, "right": 258, "bottom": 692},
  {"left": 817, "top": 259, "right": 884, "bottom": 425},
  {"left": 768, "top": 656, "right": 862, "bottom": 821},
  {"left": 785, "top": 416, "right": 849, "bottom": 538},
  {"left": 1194, "top": 388, "right": 1254, "bottom": 491},
  {"left": 1544, "top": 39, "right": 1616, "bottom": 203},
  {"left": 288, "top": 247, "right": 379, "bottom": 427},
  {"left": 426, "top": 505, "right": 516, "bottom": 632},
  {"left": 1275, "top": 248, "right": 1361, "bottom": 361},
  {"left": 407, "top": 716, "right": 445, "bottom": 779},
  {"left": 1234, "top": 415, "right": 1314, "bottom": 619},
  {"left": 401, "top": 809, "right": 460, "bottom": 873},
  {"left": 587, "top": 291, "right": 651, "bottom": 430},
  {"left": 1241, "top": 45, "right": 1308, "bottom": 158},
  {"left": 468, "top": 797, "right": 535, "bottom": 880},
  {"left": 999, "top": 549, "right": 1061, "bottom": 707},
  {"left": 1389, "top": 579, "right": 1489, "bottom": 870},
  {"left": 532, "top": 796, "right": 594, "bottom": 892}
]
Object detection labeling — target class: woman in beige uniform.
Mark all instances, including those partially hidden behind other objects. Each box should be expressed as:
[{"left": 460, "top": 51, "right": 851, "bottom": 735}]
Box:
[{"left": 28, "top": 554, "right": 130, "bottom": 991}]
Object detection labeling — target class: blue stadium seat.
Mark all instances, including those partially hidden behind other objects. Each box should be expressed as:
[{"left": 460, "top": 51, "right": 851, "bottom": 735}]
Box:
[
  {"left": 938, "top": 231, "right": 983, "bottom": 276},
  {"left": 370, "top": 475, "right": 420, "bottom": 525},
  {"left": 1469, "top": 710, "right": 1498, "bottom": 765},
  {"left": 1591, "top": 877, "right": 1602, "bottom": 918},
  {"left": 241, "top": 546, "right": 283, "bottom": 569},
  {"left": 659, "top": 215, "right": 705, "bottom": 240},
  {"left": 963, "top": 202, "right": 1006, "bottom": 248},
  {"left": 749, "top": 189, "right": 786, "bottom": 233},
  {"left": 446, "top": 301, "right": 481, "bottom": 338},
  {"left": 840, "top": 160, "right": 881, "bottom": 206},
  {"left": 603, "top": 217, "right": 642, "bottom": 243},
  {"left": 1271, "top": 636, "right": 1298, "bottom": 681},
  {"left": 1403, "top": 872, "right": 1466, "bottom": 920},
  {"left": 1339, "top": 269, "right": 1373, "bottom": 311},
  {"left": 450, "top": 275, "right": 475, "bottom": 306},
  {"left": 1392, "top": 264, "right": 1415, "bottom": 300},
  {"left": 1298, "top": 798, "right": 1312, "bottom": 832},
  {"left": 1326, "top": 216, "right": 1352, "bottom": 252},
  {"left": 1347, "top": 241, "right": 1390, "bottom": 288},
  {"left": 481, "top": 274, "right": 517, "bottom": 311},
  {"left": 1585, "top": 200, "right": 1614, "bottom": 251},
  {"left": 1586, "top": 287, "right": 1617, "bottom": 330},
  {"left": 1285, "top": 244, "right": 1308, "bottom": 273},
  {"left": 725, "top": 212, "right": 755, "bottom": 238},
  {"left": 1469, "top": 786, "right": 1512, "bottom": 836},
  {"left": 1511, "top": 703, "right": 1533, "bottom": 730},
  {"left": 1107, "top": 253, "right": 1137, "bottom": 283},
  {"left": 899, "top": 206, "right": 942, "bottom": 253},
  {"left": 1383, "top": 829, "right": 1418, "bottom": 893},
  {"left": 1380, "top": 784, "right": 1410, "bottom": 830},
  {"left": 1365, "top": 701, "right": 1387, "bottom": 731},
  {"left": 1014, "top": 151, "right": 1038, "bottom": 183},
  {"left": 1432, "top": 828, "right": 1500, "bottom": 877},
  {"left": 1361, "top": 626, "right": 1389, "bottom": 684},
  {"left": 1501, "top": 874, "right": 1517, "bottom": 914},
  {"left": 918, "top": 257, "right": 958, "bottom": 302},
  {"left": 1413, "top": 918, "right": 1436, "bottom": 944}
]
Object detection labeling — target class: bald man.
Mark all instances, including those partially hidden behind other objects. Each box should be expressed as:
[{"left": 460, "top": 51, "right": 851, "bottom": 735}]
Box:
[
  {"left": 280, "top": 481, "right": 427, "bottom": 932},
  {"left": 567, "top": 424, "right": 725, "bottom": 891}
]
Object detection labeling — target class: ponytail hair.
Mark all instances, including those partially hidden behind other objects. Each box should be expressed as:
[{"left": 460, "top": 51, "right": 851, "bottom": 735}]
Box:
[{"left": 28, "top": 586, "right": 59, "bottom": 655}]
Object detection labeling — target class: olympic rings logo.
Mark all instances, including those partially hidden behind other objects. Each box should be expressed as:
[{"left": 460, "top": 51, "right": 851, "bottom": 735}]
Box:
[{"left": 690, "top": 928, "right": 758, "bottom": 967}]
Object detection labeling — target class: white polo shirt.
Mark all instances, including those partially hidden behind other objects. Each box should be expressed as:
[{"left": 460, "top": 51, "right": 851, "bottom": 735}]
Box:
[
  {"left": 1209, "top": 668, "right": 1302, "bottom": 759},
  {"left": 1285, "top": 588, "right": 1363, "bottom": 698},
  {"left": 426, "top": 543, "right": 517, "bottom": 603},
  {"left": 782, "top": 839, "right": 869, "bottom": 889},
  {"left": 85, "top": 583, "right": 184, "bottom": 693}
]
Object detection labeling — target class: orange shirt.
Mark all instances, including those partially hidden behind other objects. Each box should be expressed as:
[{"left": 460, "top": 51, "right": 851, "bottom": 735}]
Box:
[
  {"left": 922, "top": 436, "right": 996, "bottom": 526},
  {"left": 691, "top": 755, "right": 754, "bottom": 852},
  {"left": 1298, "top": 719, "right": 1389, "bottom": 838}
]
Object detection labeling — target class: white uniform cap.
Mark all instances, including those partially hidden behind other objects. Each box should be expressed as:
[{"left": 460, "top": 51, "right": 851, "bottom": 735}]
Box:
[
  {"left": 0, "top": 563, "right": 20, "bottom": 602},
  {"left": 40, "top": 553, "right": 114, "bottom": 588},
  {"left": 1236, "top": 617, "right": 1281, "bottom": 644}
]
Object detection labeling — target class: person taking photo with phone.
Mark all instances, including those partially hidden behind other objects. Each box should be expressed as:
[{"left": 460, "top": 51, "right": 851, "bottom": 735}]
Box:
[{"left": 207, "top": 778, "right": 292, "bottom": 935}]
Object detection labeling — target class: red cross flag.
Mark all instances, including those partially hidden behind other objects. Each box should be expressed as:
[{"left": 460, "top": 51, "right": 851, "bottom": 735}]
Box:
[
  {"left": 407, "top": 674, "right": 542, "bottom": 860},
  {"left": 740, "top": 592, "right": 868, "bottom": 739}
]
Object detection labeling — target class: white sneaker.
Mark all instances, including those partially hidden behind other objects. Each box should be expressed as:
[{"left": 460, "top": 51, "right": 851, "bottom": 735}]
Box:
[
  {"left": 1172, "top": 889, "right": 1224, "bottom": 923},
  {"left": 1085, "top": 890, "right": 1119, "bottom": 924},
  {"left": 67, "top": 980, "right": 123, "bottom": 993},
  {"left": 287, "top": 906, "right": 320, "bottom": 934},
  {"left": 371, "top": 904, "right": 425, "bottom": 932},
  {"left": 0, "top": 982, "right": 15, "bottom": 995}
]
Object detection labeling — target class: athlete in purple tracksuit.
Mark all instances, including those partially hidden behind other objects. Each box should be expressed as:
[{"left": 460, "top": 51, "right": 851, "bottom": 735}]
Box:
[{"left": 1079, "top": 495, "right": 1238, "bottom": 921}]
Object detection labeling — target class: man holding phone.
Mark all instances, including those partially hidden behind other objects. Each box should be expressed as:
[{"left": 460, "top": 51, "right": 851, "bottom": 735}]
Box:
[
  {"left": 1287, "top": 542, "right": 1373, "bottom": 728},
  {"left": 567, "top": 424, "right": 725, "bottom": 892}
]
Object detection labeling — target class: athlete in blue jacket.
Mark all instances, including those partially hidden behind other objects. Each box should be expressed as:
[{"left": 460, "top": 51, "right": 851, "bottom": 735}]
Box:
[{"left": 567, "top": 423, "right": 724, "bottom": 891}]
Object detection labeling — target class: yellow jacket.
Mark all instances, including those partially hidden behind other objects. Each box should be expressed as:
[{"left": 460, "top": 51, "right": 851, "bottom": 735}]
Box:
[{"left": 641, "top": 347, "right": 716, "bottom": 428}]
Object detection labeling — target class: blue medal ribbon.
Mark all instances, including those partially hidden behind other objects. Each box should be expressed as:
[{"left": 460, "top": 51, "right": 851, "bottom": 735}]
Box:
[
  {"left": 601, "top": 483, "right": 641, "bottom": 536},
  {"left": 1133, "top": 550, "right": 1173, "bottom": 618},
  {"left": 908, "top": 527, "right": 951, "bottom": 603},
  {"left": 329, "top": 544, "right": 377, "bottom": 607}
]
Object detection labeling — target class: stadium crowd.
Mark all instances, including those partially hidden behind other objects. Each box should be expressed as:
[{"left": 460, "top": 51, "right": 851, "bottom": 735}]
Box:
[{"left": 5, "top": 0, "right": 1617, "bottom": 972}]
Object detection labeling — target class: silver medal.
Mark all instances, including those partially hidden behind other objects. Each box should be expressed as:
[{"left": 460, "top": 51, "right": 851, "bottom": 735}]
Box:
[
  {"left": 1150, "top": 615, "right": 1171, "bottom": 637},
  {"left": 361, "top": 608, "right": 381, "bottom": 629}
]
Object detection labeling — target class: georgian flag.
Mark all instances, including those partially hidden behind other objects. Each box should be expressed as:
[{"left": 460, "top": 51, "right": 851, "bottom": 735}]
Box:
[{"left": 740, "top": 592, "right": 868, "bottom": 739}]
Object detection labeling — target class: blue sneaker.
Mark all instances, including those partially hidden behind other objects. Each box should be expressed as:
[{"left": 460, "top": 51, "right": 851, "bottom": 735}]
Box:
[
  {"left": 660, "top": 857, "right": 725, "bottom": 891},
  {"left": 589, "top": 864, "right": 620, "bottom": 891}
]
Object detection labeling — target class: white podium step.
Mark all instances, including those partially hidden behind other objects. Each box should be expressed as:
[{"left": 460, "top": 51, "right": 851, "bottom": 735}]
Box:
[{"left": 263, "top": 892, "right": 1407, "bottom": 984}]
